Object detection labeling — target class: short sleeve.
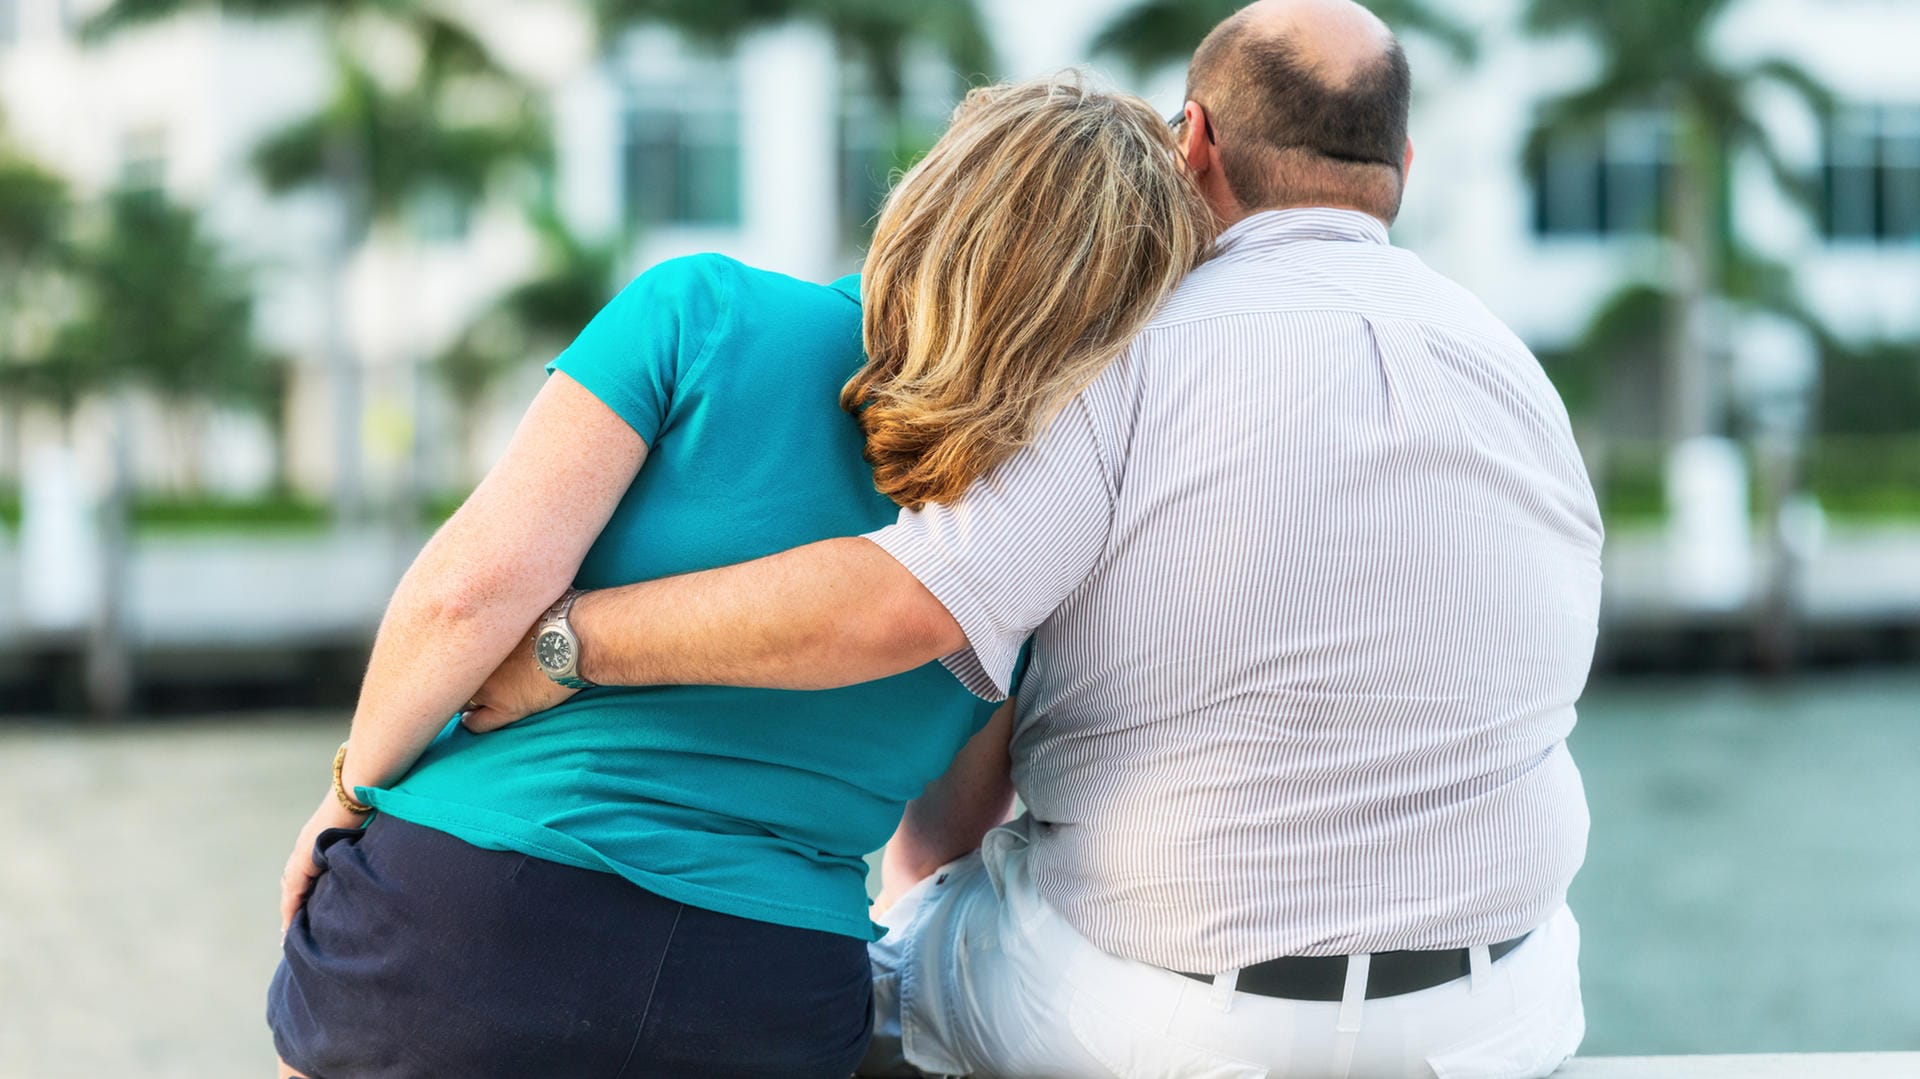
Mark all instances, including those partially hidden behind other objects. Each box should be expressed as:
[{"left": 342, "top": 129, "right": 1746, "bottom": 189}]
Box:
[
  {"left": 546, "top": 255, "right": 734, "bottom": 447},
  {"left": 865, "top": 397, "right": 1118, "bottom": 701}
]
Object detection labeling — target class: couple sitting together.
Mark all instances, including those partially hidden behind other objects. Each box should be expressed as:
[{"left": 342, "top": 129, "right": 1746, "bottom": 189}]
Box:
[{"left": 268, "top": 1, "right": 1603, "bottom": 1076}]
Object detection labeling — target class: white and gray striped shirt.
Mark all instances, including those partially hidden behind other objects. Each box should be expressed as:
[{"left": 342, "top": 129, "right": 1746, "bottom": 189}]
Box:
[{"left": 868, "top": 208, "right": 1604, "bottom": 973}]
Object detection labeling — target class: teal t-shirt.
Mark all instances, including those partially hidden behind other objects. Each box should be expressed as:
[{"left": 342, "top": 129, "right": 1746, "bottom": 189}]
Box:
[{"left": 361, "top": 254, "right": 1000, "bottom": 940}]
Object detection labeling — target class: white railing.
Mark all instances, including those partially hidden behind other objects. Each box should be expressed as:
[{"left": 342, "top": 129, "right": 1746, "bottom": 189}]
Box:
[{"left": 1560, "top": 1053, "right": 1920, "bottom": 1077}]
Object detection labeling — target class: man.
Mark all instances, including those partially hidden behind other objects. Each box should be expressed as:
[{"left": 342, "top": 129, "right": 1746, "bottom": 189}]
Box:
[{"left": 471, "top": 1, "right": 1602, "bottom": 1075}]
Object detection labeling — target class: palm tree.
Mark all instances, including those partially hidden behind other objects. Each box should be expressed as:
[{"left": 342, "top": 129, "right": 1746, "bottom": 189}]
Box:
[
  {"left": 60, "top": 188, "right": 276, "bottom": 714},
  {"left": 1524, "top": 0, "right": 1835, "bottom": 666},
  {"left": 1521, "top": 0, "right": 1831, "bottom": 443},
  {"left": 0, "top": 124, "right": 66, "bottom": 268},
  {"left": 61, "top": 189, "right": 274, "bottom": 479},
  {"left": 591, "top": 0, "right": 998, "bottom": 255},
  {"left": 593, "top": 0, "right": 995, "bottom": 107},
  {"left": 0, "top": 118, "right": 82, "bottom": 465},
  {"left": 1091, "top": 0, "right": 1478, "bottom": 73},
  {"left": 85, "top": 0, "right": 549, "bottom": 522}
]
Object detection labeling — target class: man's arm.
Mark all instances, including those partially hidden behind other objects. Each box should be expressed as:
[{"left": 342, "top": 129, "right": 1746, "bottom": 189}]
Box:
[
  {"left": 575, "top": 536, "right": 966, "bottom": 690},
  {"left": 465, "top": 392, "right": 1120, "bottom": 728},
  {"left": 463, "top": 537, "right": 968, "bottom": 729}
]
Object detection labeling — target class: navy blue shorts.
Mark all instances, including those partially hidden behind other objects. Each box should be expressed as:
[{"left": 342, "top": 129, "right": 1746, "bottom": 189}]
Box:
[{"left": 268, "top": 815, "right": 873, "bottom": 1078}]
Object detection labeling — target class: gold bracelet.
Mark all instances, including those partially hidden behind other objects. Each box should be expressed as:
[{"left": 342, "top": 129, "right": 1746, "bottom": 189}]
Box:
[{"left": 332, "top": 742, "right": 374, "bottom": 814}]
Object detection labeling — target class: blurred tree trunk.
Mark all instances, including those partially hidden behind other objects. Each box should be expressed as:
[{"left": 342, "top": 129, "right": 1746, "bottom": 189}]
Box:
[
  {"left": 1753, "top": 434, "right": 1804, "bottom": 673},
  {"left": 1665, "top": 109, "right": 1722, "bottom": 444},
  {"left": 87, "top": 391, "right": 136, "bottom": 719},
  {"left": 324, "top": 142, "right": 367, "bottom": 524}
]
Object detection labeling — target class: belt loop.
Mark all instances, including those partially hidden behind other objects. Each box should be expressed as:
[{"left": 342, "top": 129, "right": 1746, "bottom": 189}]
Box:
[
  {"left": 1332, "top": 953, "right": 1369, "bottom": 1079},
  {"left": 1208, "top": 968, "right": 1240, "bottom": 1013},
  {"left": 1469, "top": 944, "right": 1492, "bottom": 995}
]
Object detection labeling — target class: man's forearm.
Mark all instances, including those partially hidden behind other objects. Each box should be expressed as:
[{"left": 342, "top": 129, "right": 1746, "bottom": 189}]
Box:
[{"left": 571, "top": 536, "right": 966, "bottom": 690}]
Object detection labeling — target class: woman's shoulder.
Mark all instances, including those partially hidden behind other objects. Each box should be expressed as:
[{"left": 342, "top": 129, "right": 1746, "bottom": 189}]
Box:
[{"left": 621, "top": 253, "right": 856, "bottom": 318}]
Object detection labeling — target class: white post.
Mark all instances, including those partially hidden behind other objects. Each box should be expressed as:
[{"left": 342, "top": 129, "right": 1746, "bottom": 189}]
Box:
[
  {"left": 555, "top": 64, "right": 623, "bottom": 244},
  {"left": 737, "top": 23, "right": 841, "bottom": 282},
  {"left": 20, "top": 443, "right": 97, "bottom": 634},
  {"left": 1665, "top": 437, "right": 1752, "bottom": 612}
]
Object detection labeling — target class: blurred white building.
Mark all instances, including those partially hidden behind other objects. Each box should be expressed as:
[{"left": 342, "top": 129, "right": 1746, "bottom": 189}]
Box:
[{"left": 1, "top": 0, "right": 1916, "bottom": 502}]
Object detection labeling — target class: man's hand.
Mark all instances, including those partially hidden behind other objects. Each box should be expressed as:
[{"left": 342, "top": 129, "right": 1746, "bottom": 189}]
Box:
[
  {"left": 461, "top": 627, "right": 577, "bottom": 733},
  {"left": 280, "top": 791, "right": 366, "bottom": 934}
]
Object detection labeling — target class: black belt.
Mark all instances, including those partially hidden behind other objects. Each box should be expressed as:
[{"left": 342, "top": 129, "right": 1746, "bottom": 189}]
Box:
[{"left": 1176, "top": 933, "right": 1529, "bottom": 1001}]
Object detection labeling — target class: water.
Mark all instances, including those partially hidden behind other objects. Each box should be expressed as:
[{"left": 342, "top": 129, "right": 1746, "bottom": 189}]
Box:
[
  {"left": 1566, "top": 671, "right": 1920, "bottom": 1055},
  {"left": 2, "top": 672, "right": 1916, "bottom": 1075}
]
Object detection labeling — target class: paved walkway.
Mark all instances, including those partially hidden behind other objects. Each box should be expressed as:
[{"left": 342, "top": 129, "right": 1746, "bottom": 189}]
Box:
[{"left": 1, "top": 716, "right": 340, "bottom": 1078}]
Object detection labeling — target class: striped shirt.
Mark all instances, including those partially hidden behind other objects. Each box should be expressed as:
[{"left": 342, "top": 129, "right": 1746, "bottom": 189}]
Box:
[{"left": 867, "top": 208, "right": 1605, "bottom": 973}]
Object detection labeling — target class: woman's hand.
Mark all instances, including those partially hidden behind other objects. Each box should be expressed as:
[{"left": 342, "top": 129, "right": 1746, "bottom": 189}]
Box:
[
  {"left": 279, "top": 791, "right": 367, "bottom": 934},
  {"left": 461, "top": 628, "right": 578, "bottom": 733}
]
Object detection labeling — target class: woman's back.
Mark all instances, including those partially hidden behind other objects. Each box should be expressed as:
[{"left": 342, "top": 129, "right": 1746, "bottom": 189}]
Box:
[{"left": 367, "top": 254, "right": 998, "bottom": 939}]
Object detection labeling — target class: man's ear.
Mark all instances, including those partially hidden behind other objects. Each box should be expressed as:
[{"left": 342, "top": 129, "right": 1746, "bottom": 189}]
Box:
[
  {"left": 1402, "top": 138, "right": 1415, "bottom": 180},
  {"left": 1181, "top": 101, "right": 1214, "bottom": 175}
]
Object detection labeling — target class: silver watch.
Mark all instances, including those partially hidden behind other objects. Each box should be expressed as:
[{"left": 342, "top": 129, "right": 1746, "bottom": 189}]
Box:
[{"left": 533, "top": 589, "right": 596, "bottom": 690}]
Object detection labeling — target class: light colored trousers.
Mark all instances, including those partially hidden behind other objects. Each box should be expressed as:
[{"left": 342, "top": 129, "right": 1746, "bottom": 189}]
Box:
[{"left": 859, "top": 817, "right": 1584, "bottom": 1079}]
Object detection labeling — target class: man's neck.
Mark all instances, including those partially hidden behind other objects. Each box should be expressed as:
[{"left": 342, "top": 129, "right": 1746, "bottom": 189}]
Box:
[{"left": 1221, "top": 201, "right": 1391, "bottom": 236}]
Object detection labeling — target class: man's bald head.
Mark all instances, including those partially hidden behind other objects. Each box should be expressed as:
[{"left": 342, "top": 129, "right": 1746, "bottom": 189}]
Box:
[{"left": 1185, "top": 0, "right": 1412, "bottom": 221}]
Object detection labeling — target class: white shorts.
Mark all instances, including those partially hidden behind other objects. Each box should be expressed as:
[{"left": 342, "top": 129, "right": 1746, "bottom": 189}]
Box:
[{"left": 860, "top": 817, "right": 1585, "bottom": 1079}]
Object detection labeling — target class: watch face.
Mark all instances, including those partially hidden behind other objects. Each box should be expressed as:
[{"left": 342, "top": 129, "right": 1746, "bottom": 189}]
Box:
[{"left": 535, "top": 629, "right": 574, "bottom": 674}]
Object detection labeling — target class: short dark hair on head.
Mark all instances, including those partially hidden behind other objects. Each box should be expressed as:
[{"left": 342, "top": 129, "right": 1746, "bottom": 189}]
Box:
[{"left": 1185, "top": 13, "right": 1412, "bottom": 221}]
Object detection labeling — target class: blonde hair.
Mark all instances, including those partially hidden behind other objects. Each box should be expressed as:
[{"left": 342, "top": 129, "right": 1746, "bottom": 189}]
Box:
[{"left": 844, "top": 73, "right": 1211, "bottom": 509}]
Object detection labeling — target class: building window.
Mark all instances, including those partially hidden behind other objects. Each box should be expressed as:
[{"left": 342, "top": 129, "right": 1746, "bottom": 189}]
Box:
[
  {"left": 621, "top": 68, "right": 742, "bottom": 228},
  {"left": 837, "top": 60, "right": 958, "bottom": 243},
  {"left": 1824, "top": 106, "right": 1920, "bottom": 244},
  {"left": 1531, "top": 110, "right": 1676, "bottom": 238}
]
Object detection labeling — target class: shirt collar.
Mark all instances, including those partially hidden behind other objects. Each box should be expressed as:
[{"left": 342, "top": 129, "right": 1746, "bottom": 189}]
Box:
[
  {"left": 829, "top": 273, "right": 862, "bottom": 304},
  {"left": 1213, "top": 207, "right": 1391, "bottom": 258}
]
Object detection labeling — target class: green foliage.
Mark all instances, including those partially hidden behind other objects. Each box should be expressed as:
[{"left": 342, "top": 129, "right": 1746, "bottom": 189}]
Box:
[
  {"left": 433, "top": 199, "right": 622, "bottom": 410},
  {"left": 1, "top": 118, "right": 86, "bottom": 413},
  {"left": 1820, "top": 339, "right": 1920, "bottom": 438},
  {"left": 1596, "top": 442, "right": 1668, "bottom": 524},
  {"left": 81, "top": 0, "right": 349, "bottom": 41},
  {"left": 1091, "top": 0, "right": 1477, "bottom": 75},
  {"left": 424, "top": 488, "right": 469, "bottom": 523},
  {"left": 129, "top": 493, "right": 331, "bottom": 532},
  {"left": 1805, "top": 437, "right": 1920, "bottom": 519},
  {"left": 253, "top": 51, "right": 548, "bottom": 236},
  {"left": 1593, "top": 436, "right": 1920, "bottom": 525},
  {"left": 811, "top": 0, "right": 995, "bottom": 101},
  {"left": 1539, "top": 284, "right": 1667, "bottom": 425},
  {"left": 1520, "top": 0, "right": 1831, "bottom": 232},
  {"left": 1522, "top": 0, "right": 1838, "bottom": 443},
  {"left": 0, "top": 487, "right": 18, "bottom": 530},
  {"left": 87, "top": 0, "right": 556, "bottom": 520},
  {"left": 91, "top": 0, "right": 552, "bottom": 240},
  {"left": 0, "top": 146, "right": 67, "bottom": 263},
  {"left": 58, "top": 190, "right": 274, "bottom": 412}
]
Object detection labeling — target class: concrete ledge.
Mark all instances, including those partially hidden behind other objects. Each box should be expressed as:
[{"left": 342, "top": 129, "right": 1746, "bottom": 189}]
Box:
[{"left": 1558, "top": 1053, "right": 1920, "bottom": 1077}]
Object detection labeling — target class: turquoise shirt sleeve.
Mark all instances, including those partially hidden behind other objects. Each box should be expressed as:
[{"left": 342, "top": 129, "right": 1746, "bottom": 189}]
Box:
[{"left": 546, "top": 254, "right": 735, "bottom": 446}]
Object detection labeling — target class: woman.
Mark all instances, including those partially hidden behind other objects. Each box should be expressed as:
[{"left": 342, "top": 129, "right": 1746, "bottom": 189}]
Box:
[{"left": 268, "top": 73, "right": 1209, "bottom": 1079}]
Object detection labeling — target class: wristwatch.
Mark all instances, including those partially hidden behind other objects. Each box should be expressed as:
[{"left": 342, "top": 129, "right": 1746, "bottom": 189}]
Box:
[{"left": 532, "top": 589, "right": 597, "bottom": 690}]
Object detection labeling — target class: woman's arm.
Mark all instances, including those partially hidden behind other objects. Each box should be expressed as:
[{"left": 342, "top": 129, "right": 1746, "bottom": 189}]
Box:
[
  {"left": 875, "top": 700, "right": 1018, "bottom": 914},
  {"left": 338, "top": 371, "right": 646, "bottom": 790},
  {"left": 280, "top": 372, "right": 645, "bottom": 928}
]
